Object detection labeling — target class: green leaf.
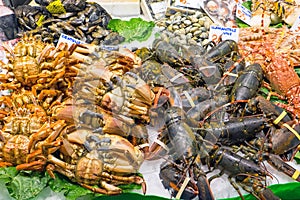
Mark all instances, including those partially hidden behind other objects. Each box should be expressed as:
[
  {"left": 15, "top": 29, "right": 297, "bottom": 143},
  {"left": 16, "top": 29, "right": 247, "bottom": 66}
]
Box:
[
  {"left": 269, "top": 182, "right": 300, "bottom": 199},
  {"left": 219, "top": 182, "right": 300, "bottom": 200},
  {"left": 34, "top": 186, "right": 65, "bottom": 200},
  {"left": 259, "top": 87, "right": 287, "bottom": 104},
  {"left": 236, "top": 18, "right": 250, "bottom": 28},
  {"left": 107, "top": 18, "right": 155, "bottom": 42},
  {"left": 92, "top": 193, "right": 167, "bottom": 200},
  {"left": 259, "top": 87, "right": 270, "bottom": 96},
  {"left": 242, "top": 1, "right": 252, "bottom": 10},
  {"left": 8, "top": 171, "right": 50, "bottom": 200},
  {"left": 236, "top": 19, "right": 250, "bottom": 28},
  {"left": 270, "top": 23, "right": 283, "bottom": 28},
  {"left": 65, "top": 186, "right": 94, "bottom": 200},
  {"left": 295, "top": 67, "right": 300, "bottom": 76},
  {"left": 119, "top": 183, "right": 142, "bottom": 192},
  {"left": 0, "top": 167, "right": 18, "bottom": 184},
  {"left": 294, "top": 151, "right": 300, "bottom": 164},
  {"left": 48, "top": 173, "right": 94, "bottom": 200}
]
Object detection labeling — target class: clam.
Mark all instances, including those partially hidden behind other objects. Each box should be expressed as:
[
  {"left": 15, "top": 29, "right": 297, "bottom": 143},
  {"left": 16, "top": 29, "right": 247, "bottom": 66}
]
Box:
[{"left": 156, "top": 8, "right": 213, "bottom": 45}]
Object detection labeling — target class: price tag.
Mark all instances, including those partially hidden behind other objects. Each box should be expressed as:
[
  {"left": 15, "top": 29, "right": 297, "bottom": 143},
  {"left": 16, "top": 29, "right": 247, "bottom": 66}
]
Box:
[
  {"left": 174, "top": 0, "right": 201, "bottom": 9},
  {"left": 57, "top": 33, "right": 85, "bottom": 49},
  {"left": 236, "top": 3, "right": 252, "bottom": 25},
  {"left": 290, "top": 15, "right": 300, "bottom": 31},
  {"left": 209, "top": 25, "right": 239, "bottom": 43}
]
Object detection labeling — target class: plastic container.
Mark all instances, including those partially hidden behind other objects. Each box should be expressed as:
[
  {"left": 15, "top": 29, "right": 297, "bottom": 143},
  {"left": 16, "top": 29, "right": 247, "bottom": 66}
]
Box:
[{"left": 96, "top": 0, "right": 140, "bottom": 17}]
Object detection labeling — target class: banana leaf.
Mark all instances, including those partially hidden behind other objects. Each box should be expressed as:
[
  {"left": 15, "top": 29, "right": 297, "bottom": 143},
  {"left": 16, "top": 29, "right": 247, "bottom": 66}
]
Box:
[
  {"left": 91, "top": 182, "right": 300, "bottom": 200},
  {"left": 219, "top": 182, "right": 300, "bottom": 200}
]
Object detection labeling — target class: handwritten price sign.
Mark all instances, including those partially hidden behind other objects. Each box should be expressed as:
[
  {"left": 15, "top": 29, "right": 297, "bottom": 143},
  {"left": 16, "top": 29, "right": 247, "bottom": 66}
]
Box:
[
  {"left": 57, "top": 33, "right": 85, "bottom": 49},
  {"left": 236, "top": 3, "right": 252, "bottom": 25},
  {"left": 208, "top": 25, "right": 239, "bottom": 43}
]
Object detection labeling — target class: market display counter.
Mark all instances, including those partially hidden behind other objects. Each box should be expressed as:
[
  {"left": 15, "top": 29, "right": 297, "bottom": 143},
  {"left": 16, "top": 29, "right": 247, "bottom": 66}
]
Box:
[{"left": 1, "top": 0, "right": 300, "bottom": 200}]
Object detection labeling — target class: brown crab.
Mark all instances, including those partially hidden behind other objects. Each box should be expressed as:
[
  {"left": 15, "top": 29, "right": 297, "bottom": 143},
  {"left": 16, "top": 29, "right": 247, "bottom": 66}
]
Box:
[
  {"left": 46, "top": 129, "right": 146, "bottom": 194},
  {"left": 0, "top": 35, "right": 80, "bottom": 95},
  {"left": 0, "top": 120, "right": 67, "bottom": 170}
]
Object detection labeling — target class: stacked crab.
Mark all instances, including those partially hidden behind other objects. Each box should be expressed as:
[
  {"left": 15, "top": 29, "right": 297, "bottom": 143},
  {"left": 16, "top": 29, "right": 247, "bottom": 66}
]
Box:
[{"left": 0, "top": 34, "right": 156, "bottom": 195}]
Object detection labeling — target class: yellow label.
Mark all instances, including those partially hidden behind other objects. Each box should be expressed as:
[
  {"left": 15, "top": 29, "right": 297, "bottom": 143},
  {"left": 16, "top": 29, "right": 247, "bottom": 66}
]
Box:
[
  {"left": 273, "top": 110, "right": 287, "bottom": 125},
  {"left": 292, "top": 170, "right": 300, "bottom": 180},
  {"left": 46, "top": 0, "right": 66, "bottom": 14},
  {"left": 183, "top": 91, "right": 195, "bottom": 108},
  {"left": 223, "top": 72, "right": 238, "bottom": 77},
  {"left": 36, "top": 15, "right": 45, "bottom": 27},
  {"left": 283, "top": 123, "right": 300, "bottom": 141},
  {"left": 175, "top": 177, "right": 190, "bottom": 199}
]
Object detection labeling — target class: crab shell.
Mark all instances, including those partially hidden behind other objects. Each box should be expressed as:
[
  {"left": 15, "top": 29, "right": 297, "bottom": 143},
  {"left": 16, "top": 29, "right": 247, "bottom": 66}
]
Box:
[
  {"left": 65, "top": 130, "right": 144, "bottom": 174},
  {"left": 100, "top": 72, "right": 155, "bottom": 123}
]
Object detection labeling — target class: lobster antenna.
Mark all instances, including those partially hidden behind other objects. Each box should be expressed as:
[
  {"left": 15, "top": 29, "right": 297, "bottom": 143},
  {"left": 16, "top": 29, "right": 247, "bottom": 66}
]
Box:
[{"left": 199, "top": 99, "right": 249, "bottom": 125}]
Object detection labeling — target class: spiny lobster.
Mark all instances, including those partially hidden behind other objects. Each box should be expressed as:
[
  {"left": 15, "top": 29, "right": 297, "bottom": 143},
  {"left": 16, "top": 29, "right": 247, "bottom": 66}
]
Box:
[
  {"left": 238, "top": 27, "right": 300, "bottom": 119},
  {"left": 261, "top": 45, "right": 300, "bottom": 118}
]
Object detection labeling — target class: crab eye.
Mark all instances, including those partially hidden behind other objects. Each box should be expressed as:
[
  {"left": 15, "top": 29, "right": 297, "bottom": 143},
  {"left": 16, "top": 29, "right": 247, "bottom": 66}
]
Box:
[
  {"left": 103, "top": 81, "right": 114, "bottom": 90},
  {"left": 111, "top": 75, "right": 122, "bottom": 85}
]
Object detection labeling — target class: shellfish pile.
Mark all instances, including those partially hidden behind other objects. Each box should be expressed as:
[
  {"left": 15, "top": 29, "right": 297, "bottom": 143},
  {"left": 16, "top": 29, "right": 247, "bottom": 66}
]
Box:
[
  {"left": 156, "top": 10, "right": 215, "bottom": 46},
  {"left": 14, "top": 0, "right": 125, "bottom": 45}
]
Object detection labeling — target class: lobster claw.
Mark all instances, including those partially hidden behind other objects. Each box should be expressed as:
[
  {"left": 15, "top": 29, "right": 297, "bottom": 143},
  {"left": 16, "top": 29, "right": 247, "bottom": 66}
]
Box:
[
  {"left": 159, "top": 160, "right": 199, "bottom": 200},
  {"left": 197, "top": 174, "right": 214, "bottom": 200},
  {"left": 267, "top": 153, "right": 300, "bottom": 182},
  {"left": 258, "top": 188, "right": 280, "bottom": 200}
]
